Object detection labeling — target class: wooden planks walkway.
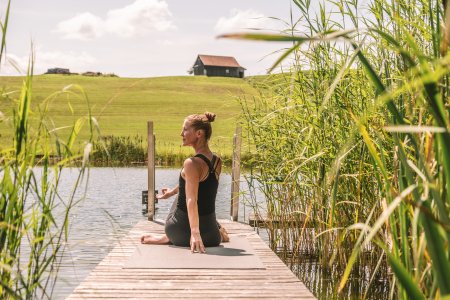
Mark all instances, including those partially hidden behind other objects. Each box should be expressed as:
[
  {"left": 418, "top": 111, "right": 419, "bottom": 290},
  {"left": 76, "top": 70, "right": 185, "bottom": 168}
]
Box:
[{"left": 67, "top": 219, "right": 315, "bottom": 299}]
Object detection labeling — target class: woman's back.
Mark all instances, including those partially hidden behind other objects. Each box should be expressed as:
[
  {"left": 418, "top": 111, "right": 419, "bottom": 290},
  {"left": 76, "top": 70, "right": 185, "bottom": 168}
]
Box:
[{"left": 177, "top": 154, "right": 221, "bottom": 215}]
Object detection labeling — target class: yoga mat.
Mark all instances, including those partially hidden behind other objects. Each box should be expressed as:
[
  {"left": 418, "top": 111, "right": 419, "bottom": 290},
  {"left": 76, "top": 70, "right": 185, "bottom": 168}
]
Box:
[{"left": 123, "top": 236, "right": 265, "bottom": 269}]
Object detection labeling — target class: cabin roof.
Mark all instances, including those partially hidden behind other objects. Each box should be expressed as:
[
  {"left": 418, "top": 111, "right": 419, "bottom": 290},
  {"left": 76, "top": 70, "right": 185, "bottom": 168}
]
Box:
[{"left": 198, "top": 54, "right": 244, "bottom": 68}]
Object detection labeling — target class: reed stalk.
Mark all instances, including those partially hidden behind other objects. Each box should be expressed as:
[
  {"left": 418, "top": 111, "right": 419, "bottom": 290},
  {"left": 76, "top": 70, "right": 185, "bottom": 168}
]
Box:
[
  {"left": 222, "top": 0, "right": 450, "bottom": 298},
  {"left": 0, "top": 2, "right": 97, "bottom": 298}
]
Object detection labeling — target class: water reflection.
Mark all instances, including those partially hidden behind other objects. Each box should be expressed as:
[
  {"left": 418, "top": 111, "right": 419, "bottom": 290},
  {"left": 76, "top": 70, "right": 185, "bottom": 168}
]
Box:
[{"left": 289, "top": 257, "right": 390, "bottom": 300}]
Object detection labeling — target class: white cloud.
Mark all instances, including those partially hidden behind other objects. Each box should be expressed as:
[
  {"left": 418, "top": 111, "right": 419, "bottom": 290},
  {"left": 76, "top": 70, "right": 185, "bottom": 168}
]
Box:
[
  {"left": 105, "top": 0, "right": 175, "bottom": 38},
  {"left": 37, "top": 50, "right": 96, "bottom": 73},
  {"left": 214, "top": 9, "right": 267, "bottom": 34},
  {"left": 54, "top": 0, "right": 175, "bottom": 41},
  {"left": 0, "top": 53, "right": 29, "bottom": 75},
  {"left": 0, "top": 50, "right": 96, "bottom": 76},
  {"left": 55, "top": 12, "right": 104, "bottom": 41}
]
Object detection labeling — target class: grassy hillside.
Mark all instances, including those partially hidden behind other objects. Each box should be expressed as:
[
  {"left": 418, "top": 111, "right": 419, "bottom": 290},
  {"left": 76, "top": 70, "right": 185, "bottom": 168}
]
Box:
[{"left": 0, "top": 75, "right": 258, "bottom": 158}]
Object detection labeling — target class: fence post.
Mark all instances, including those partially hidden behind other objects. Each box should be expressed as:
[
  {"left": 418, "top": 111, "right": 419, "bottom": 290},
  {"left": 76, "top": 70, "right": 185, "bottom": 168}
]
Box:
[
  {"left": 147, "top": 121, "right": 155, "bottom": 221},
  {"left": 230, "top": 126, "right": 242, "bottom": 221}
]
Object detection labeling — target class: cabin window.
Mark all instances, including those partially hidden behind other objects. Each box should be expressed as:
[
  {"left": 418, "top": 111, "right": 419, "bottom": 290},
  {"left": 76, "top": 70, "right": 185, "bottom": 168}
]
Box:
[{"left": 226, "top": 69, "right": 229, "bottom": 74}]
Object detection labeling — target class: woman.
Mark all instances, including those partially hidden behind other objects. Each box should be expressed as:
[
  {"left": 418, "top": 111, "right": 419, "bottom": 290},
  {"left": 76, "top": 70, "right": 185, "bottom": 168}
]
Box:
[{"left": 140, "top": 112, "right": 228, "bottom": 253}]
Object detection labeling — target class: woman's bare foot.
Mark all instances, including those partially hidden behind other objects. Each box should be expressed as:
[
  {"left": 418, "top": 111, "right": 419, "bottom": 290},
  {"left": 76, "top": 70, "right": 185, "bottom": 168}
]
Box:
[
  {"left": 219, "top": 226, "right": 230, "bottom": 243},
  {"left": 140, "top": 233, "right": 170, "bottom": 244}
]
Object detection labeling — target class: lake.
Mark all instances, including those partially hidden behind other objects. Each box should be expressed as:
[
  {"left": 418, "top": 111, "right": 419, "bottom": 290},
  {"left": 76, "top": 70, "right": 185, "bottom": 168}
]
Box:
[
  {"left": 51, "top": 167, "right": 257, "bottom": 299},
  {"left": 39, "top": 167, "right": 387, "bottom": 300}
]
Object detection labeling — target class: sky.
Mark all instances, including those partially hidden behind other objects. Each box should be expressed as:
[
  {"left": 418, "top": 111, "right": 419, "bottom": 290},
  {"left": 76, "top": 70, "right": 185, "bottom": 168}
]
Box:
[{"left": 0, "top": 0, "right": 299, "bottom": 78}]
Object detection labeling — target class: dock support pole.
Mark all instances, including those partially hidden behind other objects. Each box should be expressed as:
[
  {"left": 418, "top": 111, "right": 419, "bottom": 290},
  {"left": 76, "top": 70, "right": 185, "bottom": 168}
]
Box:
[
  {"left": 230, "top": 126, "right": 242, "bottom": 221},
  {"left": 147, "top": 121, "right": 155, "bottom": 221}
]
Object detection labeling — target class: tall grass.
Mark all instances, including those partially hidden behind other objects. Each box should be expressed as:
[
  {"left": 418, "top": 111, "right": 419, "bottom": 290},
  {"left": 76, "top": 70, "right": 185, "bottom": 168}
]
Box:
[
  {"left": 222, "top": 0, "right": 450, "bottom": 298},
  {"left": 0, "top": 1, "right": 97, "bottom": 298},
  {"left": 92, "top": 135, "right": 145, "bottom": 166},
  {"left": 90, "top": 134, "right": 246, "bottom": 167}
]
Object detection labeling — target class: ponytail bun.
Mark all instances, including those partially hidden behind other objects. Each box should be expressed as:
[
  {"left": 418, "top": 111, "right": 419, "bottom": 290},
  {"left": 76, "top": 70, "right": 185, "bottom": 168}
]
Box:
[
  {"left": 186, "top": 112, "right": 215, "bottom": 140},
  {"left": 204, "top": 112, "right": 216, "bottom": 122}
]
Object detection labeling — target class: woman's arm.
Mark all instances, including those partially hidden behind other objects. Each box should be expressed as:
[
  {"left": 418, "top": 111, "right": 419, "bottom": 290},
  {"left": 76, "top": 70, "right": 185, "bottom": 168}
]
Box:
[
  {"left": 156, "top": 185, "right": 179, "bottom": 199},
  {"left": 183, "top": 158, "right": 205, "bottom": 253}
]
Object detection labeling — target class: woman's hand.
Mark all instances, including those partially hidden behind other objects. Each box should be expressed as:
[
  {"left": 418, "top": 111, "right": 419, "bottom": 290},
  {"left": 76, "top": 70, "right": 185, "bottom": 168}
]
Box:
[
  {"left": 156, "top": 188, "right": 171, "bottom": 199},
  {"left": 156, "top": 185, "right": 179, "bottom": 199},
  {"left": 190, "top": 230, "right": 205, "bottom": 253}
]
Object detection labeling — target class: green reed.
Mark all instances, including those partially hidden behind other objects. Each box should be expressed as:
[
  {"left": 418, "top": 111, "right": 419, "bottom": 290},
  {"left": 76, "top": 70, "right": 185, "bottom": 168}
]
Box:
[
  {"left": 90, "top": 134, "right": 240, "bottom": 167},
  {"left": 92, "top": 135, "right": 145, "bottom": 166},
  {"left": 222, "top": 0, "right": 450, "bottom": 298},
  {"left": 0, "top": 2, "right": 97, "bottom": 298}
]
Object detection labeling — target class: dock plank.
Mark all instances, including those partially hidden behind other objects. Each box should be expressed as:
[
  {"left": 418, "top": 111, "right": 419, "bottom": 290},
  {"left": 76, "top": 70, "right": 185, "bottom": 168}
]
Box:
[{"left": 67, "top": 219, "right": 315, "bottom": 299}]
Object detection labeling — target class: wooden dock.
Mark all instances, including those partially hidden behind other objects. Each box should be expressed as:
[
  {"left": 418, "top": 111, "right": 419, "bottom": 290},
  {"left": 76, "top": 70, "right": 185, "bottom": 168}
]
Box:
[{"left": 67, "top": 219, "right": 315, "bottom": 299}]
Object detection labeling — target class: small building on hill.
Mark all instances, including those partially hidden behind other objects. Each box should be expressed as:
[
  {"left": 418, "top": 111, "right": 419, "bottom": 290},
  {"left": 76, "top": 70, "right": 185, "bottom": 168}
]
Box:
[
  {"left": 190, "top": 54, "right": 245, "bottom": 78},
  {"left": 45, "top": 68, "right": 70, "bottom": 75},
  {"left": 82, "top": 71, "right": 102, "bottom": 76}
]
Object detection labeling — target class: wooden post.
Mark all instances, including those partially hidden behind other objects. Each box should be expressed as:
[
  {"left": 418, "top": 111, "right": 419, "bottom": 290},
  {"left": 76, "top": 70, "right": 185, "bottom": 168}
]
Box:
[
  {"left": 147, "top": 121, "right": 155, "bottom": 221},
  {"left": 230, "top": 127, "right": 242, "bottom": 221}
]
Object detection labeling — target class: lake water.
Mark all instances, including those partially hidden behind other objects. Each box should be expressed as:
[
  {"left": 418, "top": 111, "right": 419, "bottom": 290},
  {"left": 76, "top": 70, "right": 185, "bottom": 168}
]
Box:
[
  {"left": 51, "top": 167, "right": 256, "bottom": 299},
  {"left": 35, "top": 167, "right": 387, "bottom": 300}
]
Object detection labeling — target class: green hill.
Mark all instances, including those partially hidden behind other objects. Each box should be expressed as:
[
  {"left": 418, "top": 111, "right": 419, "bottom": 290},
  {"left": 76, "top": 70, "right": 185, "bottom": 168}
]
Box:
[{"left": 0, "top": 75, "right": 259, "bottom": 159}]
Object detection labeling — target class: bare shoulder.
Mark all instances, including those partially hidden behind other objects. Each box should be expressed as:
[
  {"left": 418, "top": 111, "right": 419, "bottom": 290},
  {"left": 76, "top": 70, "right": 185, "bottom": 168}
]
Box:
[
  {"left": 183, "top": 157, "right": 202, "bottom": 177},
  {"left": 183, "top": 157, "right": 196, "bottom": 170}
]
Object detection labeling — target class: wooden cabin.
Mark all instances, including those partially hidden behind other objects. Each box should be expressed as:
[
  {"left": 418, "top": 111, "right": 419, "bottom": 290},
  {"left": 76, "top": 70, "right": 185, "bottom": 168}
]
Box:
[{"left": 190, "top": 54, "right": 245, "bottom": 78}]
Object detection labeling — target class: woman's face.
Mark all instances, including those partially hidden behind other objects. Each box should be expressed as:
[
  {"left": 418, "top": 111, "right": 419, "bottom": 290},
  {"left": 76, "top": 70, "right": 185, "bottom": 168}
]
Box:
[{"left": 180, "top": 120, "right": 198, "bottom": 146}]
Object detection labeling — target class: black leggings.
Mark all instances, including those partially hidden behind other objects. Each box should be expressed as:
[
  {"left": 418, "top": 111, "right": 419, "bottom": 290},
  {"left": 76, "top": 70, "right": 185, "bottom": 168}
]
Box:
[{"left": 164, "top": 198, "right": 221, "bottom": 247}]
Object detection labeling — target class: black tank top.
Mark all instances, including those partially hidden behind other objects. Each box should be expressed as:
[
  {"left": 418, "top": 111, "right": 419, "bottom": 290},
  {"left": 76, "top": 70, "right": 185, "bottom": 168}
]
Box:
[{"left": 176, "top": 154, "right": 219, "bottom": 216}]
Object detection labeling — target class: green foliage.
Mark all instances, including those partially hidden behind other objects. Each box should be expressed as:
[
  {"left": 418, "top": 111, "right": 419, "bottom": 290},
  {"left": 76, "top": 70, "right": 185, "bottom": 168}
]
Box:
[
  {"left": 0, "top": 74, "right": 96, "bottom": 298},
  {"left": 92, "top": 135, "right": 145, "bottom": 166},
  {"left": 0, "top": 2, "right": 96, "bottom": 297},
  {"left": 225, "top": 0, "right": 450, "bottom": 298}
]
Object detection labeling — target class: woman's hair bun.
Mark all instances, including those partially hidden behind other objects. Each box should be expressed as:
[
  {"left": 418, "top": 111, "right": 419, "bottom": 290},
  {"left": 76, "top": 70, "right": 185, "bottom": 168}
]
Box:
[{"left": 204, "top": 112, "right": 216, "bottom": 122}]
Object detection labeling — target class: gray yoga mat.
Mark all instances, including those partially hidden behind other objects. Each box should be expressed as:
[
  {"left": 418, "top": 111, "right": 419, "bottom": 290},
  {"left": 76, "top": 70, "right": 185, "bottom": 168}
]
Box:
[{"left": 123, "top": 236, "right": 265, "bottom": 269}]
